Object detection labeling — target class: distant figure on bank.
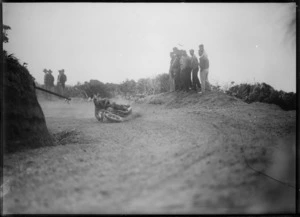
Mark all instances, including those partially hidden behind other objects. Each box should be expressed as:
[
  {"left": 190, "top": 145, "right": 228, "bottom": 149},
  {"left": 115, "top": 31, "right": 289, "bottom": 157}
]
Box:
[
  {"left": 43, "top": 69, "right": 51, "bottom": 99},
  {"left": 171, "top": 48, "right": 181, "bottom": 91},
  {"left": 169, "top": 49, "right": 176, "bottom": 92},
  {"left": 190, "top": 49, "right": 201, "bottom": 92},
  {"left": 198, "top": 44, "right": 211, "bottom": 93},
  {"left": 48, "top": 70, "right": 54, "bottom": 90},
  {"left": 179, "top": 50, "right": 186, "bottom": 91},
  {"left": 180, "top": 50, "right": 190, "bottom": 92},
  {"left": 43, "top": 69, "right": 49, "bottom": 88},
  {"left": 57, "top": 69, "right": 67, "bottom": 95},
  {"left": 186, "top": 51, "right": 192, "bottom": 91},
  {"left": 48, "top": 70, "right": 55, "bottom": 100}
]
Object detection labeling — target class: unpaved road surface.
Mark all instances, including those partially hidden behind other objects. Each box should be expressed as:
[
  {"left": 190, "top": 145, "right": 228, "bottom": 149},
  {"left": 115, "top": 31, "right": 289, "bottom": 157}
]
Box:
[{"left": 2, "top": 92, "right": 297, "bottom": 214}]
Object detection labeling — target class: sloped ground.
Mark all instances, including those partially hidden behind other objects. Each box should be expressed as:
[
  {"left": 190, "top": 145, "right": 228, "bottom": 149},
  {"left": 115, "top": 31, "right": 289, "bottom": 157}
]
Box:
[
  {"left": 2, "top": 91, "right": 296, "bottom": 214},
  {"left": 3, "top": 53, "right": 53, "bottom": 153}
]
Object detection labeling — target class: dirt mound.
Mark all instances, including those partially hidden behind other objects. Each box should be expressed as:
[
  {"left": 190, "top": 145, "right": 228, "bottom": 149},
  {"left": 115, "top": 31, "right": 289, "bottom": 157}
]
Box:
[
  {"left": 144, "top": 91, "right": 245, "bottom": 109},
  {"left": 226, "top": 83, "right": 296, "bottom": 111},
  {"left": 144, "top": 84, "right": 293, "bottom": 112},
  {"left": 3, "top": 52, "right": 53, "bottom": 153}
]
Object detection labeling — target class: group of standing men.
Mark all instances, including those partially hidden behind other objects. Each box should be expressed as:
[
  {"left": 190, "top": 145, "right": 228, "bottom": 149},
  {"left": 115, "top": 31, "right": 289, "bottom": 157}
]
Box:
[
  {"left": 169, "top": 44, "right": 211, "bottom": 93},
  {"left": 43, "top": 68, "right": 67, "bottom": 99}
]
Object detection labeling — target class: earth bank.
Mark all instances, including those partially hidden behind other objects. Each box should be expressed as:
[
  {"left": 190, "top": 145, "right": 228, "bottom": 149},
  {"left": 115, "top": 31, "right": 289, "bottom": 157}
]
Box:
[
  {"left": 2, "top": 91, "right": 296, "bottom": 214},
  {"left": 2, "top": 53, "right": 53, "bottom": 153}
]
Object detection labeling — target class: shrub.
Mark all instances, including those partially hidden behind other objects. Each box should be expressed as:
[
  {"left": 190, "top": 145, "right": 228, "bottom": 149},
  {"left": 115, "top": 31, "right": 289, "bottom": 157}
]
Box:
[{"left": 226, "top": 82, "right": 296, "bottom": 110}]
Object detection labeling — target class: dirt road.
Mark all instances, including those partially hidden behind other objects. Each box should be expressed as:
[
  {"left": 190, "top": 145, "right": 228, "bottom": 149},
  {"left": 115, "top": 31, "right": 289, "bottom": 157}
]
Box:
[{"left": 2, "top": 92, "right": 296, "bottom": 214}]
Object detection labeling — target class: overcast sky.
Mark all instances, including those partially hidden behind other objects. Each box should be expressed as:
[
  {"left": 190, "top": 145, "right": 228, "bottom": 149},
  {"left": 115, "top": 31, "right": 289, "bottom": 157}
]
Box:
[{"left": 3, "top": 3, "right": 296, "bottom": 92}]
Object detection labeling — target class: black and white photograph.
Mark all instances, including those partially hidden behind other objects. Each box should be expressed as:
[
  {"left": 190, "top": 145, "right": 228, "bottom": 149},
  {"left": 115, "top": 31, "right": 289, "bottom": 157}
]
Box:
[{"left": 2, "top": 2, "right": 297, "bottom": 214}]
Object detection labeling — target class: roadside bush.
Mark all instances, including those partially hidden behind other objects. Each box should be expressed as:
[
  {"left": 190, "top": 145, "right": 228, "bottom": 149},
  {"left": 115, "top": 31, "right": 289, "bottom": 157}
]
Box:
[
  {"left": 134, "top": 73, "right": 170, "bottom": 96},
  {"left": 226, "top": 82, "right": 296, "bottom": 110}
]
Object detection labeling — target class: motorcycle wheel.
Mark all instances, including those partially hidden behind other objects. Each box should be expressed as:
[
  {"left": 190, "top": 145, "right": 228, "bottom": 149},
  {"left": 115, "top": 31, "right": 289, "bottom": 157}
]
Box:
[
  {"left": 115, "top": 107, "right": 132, "bottom": 117},
  {"left": 104, "top": 112, "right": 123, "bottom": 122}
]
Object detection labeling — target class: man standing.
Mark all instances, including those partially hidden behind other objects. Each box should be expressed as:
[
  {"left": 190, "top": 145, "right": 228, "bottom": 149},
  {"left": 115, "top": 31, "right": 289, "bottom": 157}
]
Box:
[
  {"left": 43, "top": 69, "right": 49, "bottom": 89},
  {"left": 48, "top": 70, "right": 54, "bottom": 89},
  {"left": 171, "top": 49, "right": 181, "bottom": 91},
  {"left": 180, "top": 50, "right": 191, "bottom": 92},
  {"left": 190, "top": 49, "right": 201, "bottom": 91},
  {"left": 169, "top": 49, "right": 176, "bottom": 92},
  {"left": 179, "top": 50, "right": 186, "bottom": 91},
  {"left": 198, "top": 44, "right": 211, "bottom": 93},
  {"left": 43, "top": 69, "right": 51, "bottom": 99},
  {"left": 48, "top": 70, "right": 55, "bottom": 100},
  {"left": 186, "top": 51, "right": 192, "bottom": 91},
  {"left": 57, "top": 69, "right": 67, "bottom": 95}
]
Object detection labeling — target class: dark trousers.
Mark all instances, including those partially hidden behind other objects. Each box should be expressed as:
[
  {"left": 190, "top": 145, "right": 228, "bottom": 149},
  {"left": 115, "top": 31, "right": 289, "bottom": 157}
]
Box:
[
  {"left": 45, "top": 85, "right": 53, "bottom": 99},
  {"left": 186, "top": 67, "right": 192, "bottom": 91},
  {"left": 180, "top": 68, "right": 191, "bottom": 91},
  {"left": 192, "top": 67, "right": 201, "bottom": 90},
  {"left": 174, "top": 68, "right": 181, "bottom": 91},
  {"left": 180, "top": 68, "right": 186, "bottom": 90},
  {"left": 57, "top": 83, "right": 65, "bottom": 95}
]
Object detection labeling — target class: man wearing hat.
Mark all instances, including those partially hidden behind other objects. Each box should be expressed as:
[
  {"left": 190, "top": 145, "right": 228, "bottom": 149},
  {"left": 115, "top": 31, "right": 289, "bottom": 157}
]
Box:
[
  {"left": 180, "top": 50, "right": 191, "bottom": 92},
  {"left": 198, "top": 44, "right": 211, "bottom": 93},
  {"left": 190, "top": 49, "right": 201, "bottom": 91},
  {"left": 43, "top": 69, "right": 51, "bottom": 99},
  {"left": 169, "top": 52, "right": 175, "bottom": 92},
  {"left": 57, "top": 69, "right": 67, "bottom": 95},
  {"left": 48, "top": 70, "right": 55, "bottom": 99},
  {"left": 186, "top": 50, "right": 192, "bottom": 91},
  {"left": 48, "top": 70, "right": 54, "bottom": 88},
  {"left": 171, "top": 48, "right": 181, "bottom": 91},
  {"left": 169, "top": 47, "right": 179, "bottom": 92},
  {"left": 43, "top": 69, "right": 49, "bottom": 88}
]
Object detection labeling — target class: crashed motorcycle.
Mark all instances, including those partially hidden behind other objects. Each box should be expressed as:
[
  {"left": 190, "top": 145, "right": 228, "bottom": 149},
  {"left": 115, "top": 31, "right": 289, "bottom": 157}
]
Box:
[{"left": 94, "top": 98, "right": 132, "bottom": 123}]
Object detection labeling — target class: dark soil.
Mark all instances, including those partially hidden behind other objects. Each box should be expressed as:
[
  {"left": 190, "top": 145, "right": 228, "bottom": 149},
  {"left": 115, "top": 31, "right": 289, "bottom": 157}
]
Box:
[{"left": 3, "top": 53, "right": 53, "bottom": 153}]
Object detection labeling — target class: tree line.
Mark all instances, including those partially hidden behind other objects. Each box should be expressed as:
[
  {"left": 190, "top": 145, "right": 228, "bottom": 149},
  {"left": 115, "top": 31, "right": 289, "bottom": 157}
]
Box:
[{"left": 35, "top": 73, "right": 170, "bottom": 99}]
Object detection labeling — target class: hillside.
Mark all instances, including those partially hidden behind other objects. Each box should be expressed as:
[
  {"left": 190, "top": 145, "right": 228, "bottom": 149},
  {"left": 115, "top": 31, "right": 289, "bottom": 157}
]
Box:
[{"left": 3, "top": 90, "right": 296, "bottom": 214}]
